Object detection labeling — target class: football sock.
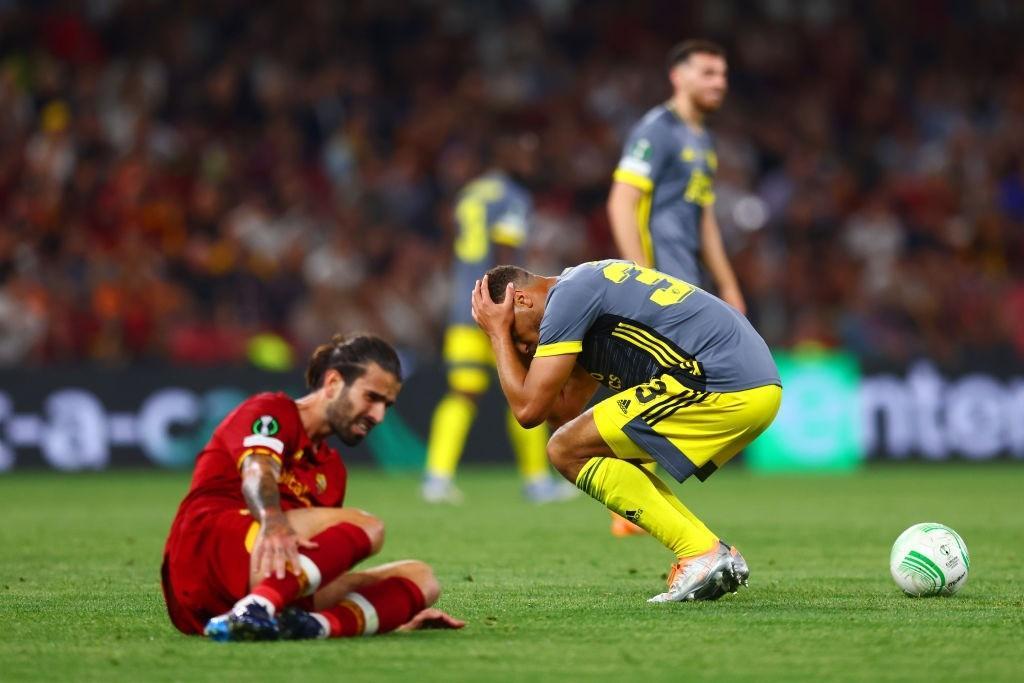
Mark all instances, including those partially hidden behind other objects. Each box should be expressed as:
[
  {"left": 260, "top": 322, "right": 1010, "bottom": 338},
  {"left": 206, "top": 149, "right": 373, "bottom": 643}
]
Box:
[
  {"left": 249, "top": 522, "right": 372, "bottom": 613},
  {"left": 609, "top": 460, "right": 659, "bottom": 534},
  {"left": 425, "top": 393, "right": 477, "bottom": 478},
  {"left": 639, "top": 466, "right": 714, "bottom": 539},
  {"left": 317, "top": 577, "right": 426, "bottom": 637},
  {"left": 507, "top": 408, "right": 551, "bottom": 481},
  {"left": 575, "top": 457, "right": 717, "bottom": 558}
]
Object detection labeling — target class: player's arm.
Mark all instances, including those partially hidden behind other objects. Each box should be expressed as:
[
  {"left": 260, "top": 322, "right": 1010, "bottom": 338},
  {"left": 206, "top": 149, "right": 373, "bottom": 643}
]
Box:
[
  {"left": 607, "top": 181, "right": 649, "bottom": 266},
  {"left": 548, "top": 363, "right": 599, "bottom": 430},
  {"left": 240, "top": 453, "right": 317, "bottom": 580},
  {"left": 699, "top": 208, "right": 745, "bottom": 314},
  {"left": 471, "top": 277, "right": 577, "bottom": 428}
]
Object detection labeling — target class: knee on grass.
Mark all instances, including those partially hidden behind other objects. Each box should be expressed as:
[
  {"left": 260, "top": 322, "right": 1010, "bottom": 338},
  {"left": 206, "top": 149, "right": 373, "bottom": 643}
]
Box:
[{"left": 394, "top": 560, "right": 441, "bottom": 605}]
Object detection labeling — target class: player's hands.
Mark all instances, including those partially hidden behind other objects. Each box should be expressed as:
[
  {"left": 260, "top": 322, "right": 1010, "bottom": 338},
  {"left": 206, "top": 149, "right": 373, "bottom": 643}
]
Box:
[
  {"left": 396, "top": 608, "right": 466, "bottom": 631},
  {"left": 253, "top": 511, "right": 319, "bottom": 580},
  {"left": 471, "top": 275, "right": 514, "bottom": 338}
]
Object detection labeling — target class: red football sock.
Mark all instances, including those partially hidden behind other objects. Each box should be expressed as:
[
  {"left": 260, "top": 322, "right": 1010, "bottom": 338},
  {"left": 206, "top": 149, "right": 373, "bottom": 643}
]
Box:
[
  {"left": 250, "top": 522, "right": 371, "bottom": 611},
  {"left": 319, "top": 577, "right": 426, "bottom": 637}
]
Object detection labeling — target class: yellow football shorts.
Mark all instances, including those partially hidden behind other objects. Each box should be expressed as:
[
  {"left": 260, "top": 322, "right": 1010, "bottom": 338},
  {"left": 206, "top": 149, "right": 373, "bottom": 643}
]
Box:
[
  {"left": 594, "top": 373, "right": 782, "bottom": 483},
  {"left": 442, "top": 325, "right": 494, "bottom": 394}
]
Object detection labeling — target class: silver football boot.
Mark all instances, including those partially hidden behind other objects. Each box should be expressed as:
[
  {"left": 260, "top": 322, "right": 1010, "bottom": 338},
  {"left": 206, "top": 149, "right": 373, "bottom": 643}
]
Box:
[
  {"left": 723, "top": 542, "right": 750, "bottom": 588},
  {"left": 648, "top": 541, "right": 748, "bottom": 603}
]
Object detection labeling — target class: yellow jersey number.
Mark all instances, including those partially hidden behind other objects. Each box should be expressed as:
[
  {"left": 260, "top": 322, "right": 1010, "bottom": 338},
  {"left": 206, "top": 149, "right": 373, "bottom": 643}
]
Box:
[
  {"left": 454, "top": 180, "right": 504, "bottom": 263},
  {"left": 601, "top": 262, "right": 694, "bottom": 307}
]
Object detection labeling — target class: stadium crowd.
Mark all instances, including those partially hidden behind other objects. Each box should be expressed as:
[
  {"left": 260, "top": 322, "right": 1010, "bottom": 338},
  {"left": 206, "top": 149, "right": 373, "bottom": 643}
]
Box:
[{"left": 1, "top": 0, "right": 1023, "bottom": 369}]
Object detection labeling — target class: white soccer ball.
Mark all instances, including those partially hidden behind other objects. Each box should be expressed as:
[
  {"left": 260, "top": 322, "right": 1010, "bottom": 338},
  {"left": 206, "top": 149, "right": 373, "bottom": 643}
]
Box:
[{"left": 889, "top": 523, "right": 970, "bottom": 597}]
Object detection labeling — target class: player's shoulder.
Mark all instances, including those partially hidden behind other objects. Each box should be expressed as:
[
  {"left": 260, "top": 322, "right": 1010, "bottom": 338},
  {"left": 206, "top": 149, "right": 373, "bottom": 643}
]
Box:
[
  {"left": 239, "top": 391, "right": 295, "bottom": 412},
  {"left": 459, "top": 172, "right": 508, "bottom": 203},
  {"left": 632, "top": 104, "right": 675, "bottom": 134},
  {"left": 552, "top": 260, "right": 616, "bottom": 295},
  {"left": 221, "top": 392, "right": 298, "bottom": 432}
]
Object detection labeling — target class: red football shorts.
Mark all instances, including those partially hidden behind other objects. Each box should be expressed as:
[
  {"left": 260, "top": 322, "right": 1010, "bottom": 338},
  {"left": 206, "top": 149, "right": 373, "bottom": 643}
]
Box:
[{"left": 161, "top": 508, "right": 257, "bottom": 634}]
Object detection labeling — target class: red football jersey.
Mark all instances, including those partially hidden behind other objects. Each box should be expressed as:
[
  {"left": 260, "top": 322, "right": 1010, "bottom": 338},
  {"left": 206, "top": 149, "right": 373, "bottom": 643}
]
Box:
[{"left": 170, "top": 392, "right": 348, "bottom": 524}]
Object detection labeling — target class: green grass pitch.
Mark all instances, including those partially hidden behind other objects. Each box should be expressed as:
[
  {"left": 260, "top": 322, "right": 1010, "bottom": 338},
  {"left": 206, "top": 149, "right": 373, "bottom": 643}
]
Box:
[{"left": 1, "top": 465, "right": 1022, "bottom": 682}]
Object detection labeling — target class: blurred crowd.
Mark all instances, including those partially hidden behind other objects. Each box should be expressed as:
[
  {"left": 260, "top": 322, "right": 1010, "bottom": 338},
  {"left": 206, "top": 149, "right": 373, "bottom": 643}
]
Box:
[{"left": 2, "top": 0, "right": 1024, "bottom": 370}]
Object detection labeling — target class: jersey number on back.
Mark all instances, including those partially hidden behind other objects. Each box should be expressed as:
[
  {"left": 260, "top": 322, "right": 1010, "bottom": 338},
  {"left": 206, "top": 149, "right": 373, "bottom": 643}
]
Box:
[
  {"left": 602, "top": 262, "right": 695, "bottom": 306},
  {"left": 454, "top": 180, "right": 504, "bottom": 262}
]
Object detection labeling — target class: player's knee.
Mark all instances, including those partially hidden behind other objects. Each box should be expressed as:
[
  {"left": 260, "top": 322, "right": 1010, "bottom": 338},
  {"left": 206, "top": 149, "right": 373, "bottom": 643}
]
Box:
[
  {"left": 346, "top": 509, "right": 385, "bottom": 554},
  {"left": 546, "top": 425, "right": 574, "bottom": 477},
  {"left": 404, "top": 560, "right": 441, "bottom": 605}
]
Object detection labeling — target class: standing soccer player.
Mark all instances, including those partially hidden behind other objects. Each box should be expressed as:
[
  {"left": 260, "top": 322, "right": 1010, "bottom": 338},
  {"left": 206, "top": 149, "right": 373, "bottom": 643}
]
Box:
[
  {"left": 607, "top": 40, "right": 746, "bottom": 536},
  {"left": 161, "top": 334, "right": 464, "bottom": 641},
  {"left": 471, "top": 261, "right": 781, "bottom": 602},
  {"left": 422, "top": 129, "right": 575, "bottom": 504},
  {"left": 607, "top": 39, "right": 744, "bottom": 312}
]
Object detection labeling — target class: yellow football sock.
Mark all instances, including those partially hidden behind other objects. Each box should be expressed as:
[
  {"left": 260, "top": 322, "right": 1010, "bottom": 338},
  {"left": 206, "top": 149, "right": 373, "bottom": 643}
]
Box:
[
  {"left": 507, "top": 409, "right": 551, "bottom": 481},
  {"left": 424, "top": 393, "right": 477, "bottom": 478},
  {"left": 576, "top": 457, "right": 717, "bottom": 558},
  {"left": 639, "top": 467, "right": 714, "bottom": 540}
]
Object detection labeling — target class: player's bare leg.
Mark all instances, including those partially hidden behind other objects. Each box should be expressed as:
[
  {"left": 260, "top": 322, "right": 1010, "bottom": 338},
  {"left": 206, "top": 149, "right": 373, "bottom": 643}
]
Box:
[
  {"left": 423, "top": 387, "right": 479, "bottom": 504},
  {"left": 547, "top": 409, "right": 741, "bottom": 602},
  {"left": 246, "top": 507, "right": 385, "bottom": 588},
  {"left": 206, "top": 507, "right": 385, "bottom": 641},
  {"left": 312, "top": 559, "right": 439, "bottom": 607},
  {"left": 277, "top": 560, "right": 464, "bottom": 638}
]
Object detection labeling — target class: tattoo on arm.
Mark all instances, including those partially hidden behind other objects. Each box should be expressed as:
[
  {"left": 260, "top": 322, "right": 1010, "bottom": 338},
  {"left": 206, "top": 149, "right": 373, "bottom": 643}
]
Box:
[{"left": 241, "top": 454, "right": 282, "bottom": 520}]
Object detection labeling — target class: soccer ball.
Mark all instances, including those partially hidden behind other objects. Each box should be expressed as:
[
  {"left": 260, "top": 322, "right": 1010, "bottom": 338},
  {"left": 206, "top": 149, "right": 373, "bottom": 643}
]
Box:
[{"left": 889, "top": 523, "right": 970, "bottom": 597}]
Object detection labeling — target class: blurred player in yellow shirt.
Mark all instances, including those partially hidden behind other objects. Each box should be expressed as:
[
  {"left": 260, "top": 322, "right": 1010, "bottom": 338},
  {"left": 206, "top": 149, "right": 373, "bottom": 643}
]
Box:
[{"left": 422, "top": 127, "right": 576, "bottom": 504}]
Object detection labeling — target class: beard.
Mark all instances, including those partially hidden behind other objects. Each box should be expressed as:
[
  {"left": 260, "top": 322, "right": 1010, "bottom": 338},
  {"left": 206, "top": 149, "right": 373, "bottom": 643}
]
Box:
[
  {"left": 694, "top": 91, "right": 725, "bottom": 113},
  {"left": 326, "top": 389, "right": 374, "bottom": 446}
]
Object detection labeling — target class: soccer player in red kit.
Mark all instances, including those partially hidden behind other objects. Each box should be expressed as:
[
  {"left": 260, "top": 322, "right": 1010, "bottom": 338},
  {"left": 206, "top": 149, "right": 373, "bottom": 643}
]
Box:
[{"left": 161, "top": 333, "right": 464, "bottom": 641}]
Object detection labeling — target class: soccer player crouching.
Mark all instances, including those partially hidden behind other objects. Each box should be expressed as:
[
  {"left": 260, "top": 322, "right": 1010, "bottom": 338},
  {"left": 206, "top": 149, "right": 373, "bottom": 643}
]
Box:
[
  {"left": 471, "top": 261, "right": 782, "bottom": 602},
  {"left": 160, "top": 334, "right": 464, "bottom": 641}
]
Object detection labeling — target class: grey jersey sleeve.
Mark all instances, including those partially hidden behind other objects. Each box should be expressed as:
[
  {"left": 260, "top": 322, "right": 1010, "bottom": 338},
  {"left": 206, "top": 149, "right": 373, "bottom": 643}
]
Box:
[
  {"left": 613, "top": 114, "right": 672, "bottom": 192},
  {"left": 534, "top": 272, "right": 602, "bottom": 358}
]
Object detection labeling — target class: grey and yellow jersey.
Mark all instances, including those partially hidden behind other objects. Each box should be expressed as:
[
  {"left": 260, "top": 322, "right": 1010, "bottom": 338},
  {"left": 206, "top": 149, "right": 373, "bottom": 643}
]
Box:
[
  {"left": 613, "top": 104, "right": 717, "bottom": 284},
  {"left": 449, "top": 172, "right": 531, "bottom": 326},
  {"left": 535, "top": 260, "right": 779, "bottom": 393}
]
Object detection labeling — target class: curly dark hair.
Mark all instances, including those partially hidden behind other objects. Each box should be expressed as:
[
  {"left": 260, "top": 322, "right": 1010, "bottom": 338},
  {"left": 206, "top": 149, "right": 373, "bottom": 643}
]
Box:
[{"left": 305, "top": 333, "right": 402, "bottom": 389}]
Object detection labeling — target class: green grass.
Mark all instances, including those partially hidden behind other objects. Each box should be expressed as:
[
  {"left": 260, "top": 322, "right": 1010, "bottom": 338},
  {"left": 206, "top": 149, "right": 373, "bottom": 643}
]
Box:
[{"left": 1, "top": 465, "right": 1022, "bottom": 682}]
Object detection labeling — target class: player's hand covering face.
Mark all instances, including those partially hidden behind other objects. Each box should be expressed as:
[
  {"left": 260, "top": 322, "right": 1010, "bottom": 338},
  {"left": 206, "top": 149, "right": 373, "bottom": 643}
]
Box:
[{"left": 471, "top": 275, "right": 515, "bottom": 339}]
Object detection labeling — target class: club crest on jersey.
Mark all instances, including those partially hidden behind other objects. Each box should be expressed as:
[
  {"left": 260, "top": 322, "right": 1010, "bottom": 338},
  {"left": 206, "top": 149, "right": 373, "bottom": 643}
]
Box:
[
  {"left": 315, "top": 473, "right": 327, "bottom": 494},
  {"left": 630, "top": 138, "right": 652, "bottom": 161},
  {"left": 252, "top": 415, "right": 280, "bottom": 436}
]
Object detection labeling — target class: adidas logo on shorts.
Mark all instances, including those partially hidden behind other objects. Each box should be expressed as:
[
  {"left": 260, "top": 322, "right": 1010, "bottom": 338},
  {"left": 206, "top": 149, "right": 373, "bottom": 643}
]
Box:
[{"left": 617, "top": 399, "right": 631, "bottom": 414}]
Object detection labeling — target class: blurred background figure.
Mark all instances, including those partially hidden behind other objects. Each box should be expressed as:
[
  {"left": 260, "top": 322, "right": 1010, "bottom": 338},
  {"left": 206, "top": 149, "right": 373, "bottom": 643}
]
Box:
[
  {"left": 1, "top": 0, "right": 1020, "bottom": 372},
  {"left": 422, "top": 124, "right": 577, "bottom": 504},
  {"left": 2, "top": 0, "right": 1024, "bottom": 472},
  {"left": 608, "top": 39, "right": 744, "bottom": 311}
]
